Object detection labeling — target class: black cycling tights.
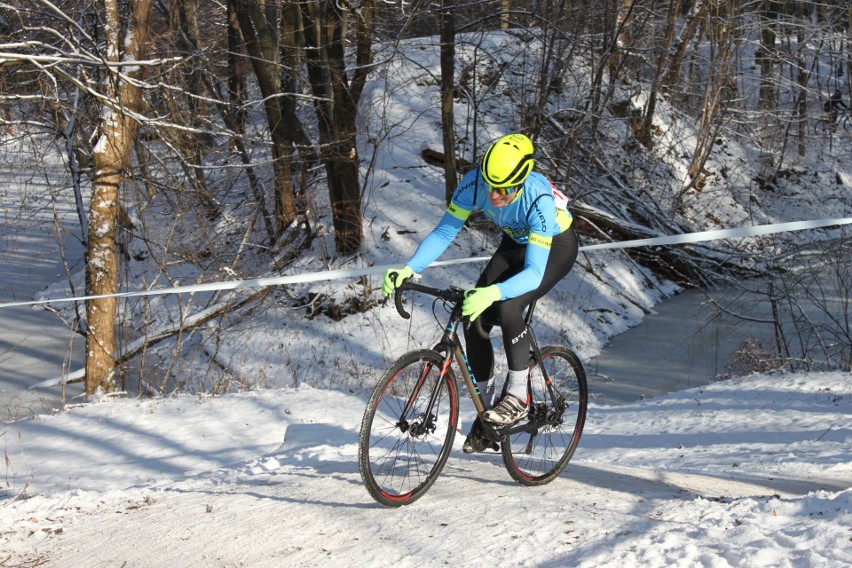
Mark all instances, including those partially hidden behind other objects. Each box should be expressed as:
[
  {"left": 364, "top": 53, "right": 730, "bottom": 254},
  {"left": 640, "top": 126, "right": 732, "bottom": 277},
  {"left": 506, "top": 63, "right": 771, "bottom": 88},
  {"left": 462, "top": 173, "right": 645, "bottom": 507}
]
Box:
[{"left": 464, "top": 226, "right": 578, "bottom": 386}]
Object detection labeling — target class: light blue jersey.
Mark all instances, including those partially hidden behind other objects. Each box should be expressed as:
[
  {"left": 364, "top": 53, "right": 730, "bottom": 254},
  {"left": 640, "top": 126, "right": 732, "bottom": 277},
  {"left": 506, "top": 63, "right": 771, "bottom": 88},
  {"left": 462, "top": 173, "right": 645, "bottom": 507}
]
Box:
[{"left": 406, "top": 168, "right": 572, "bottom": 299}]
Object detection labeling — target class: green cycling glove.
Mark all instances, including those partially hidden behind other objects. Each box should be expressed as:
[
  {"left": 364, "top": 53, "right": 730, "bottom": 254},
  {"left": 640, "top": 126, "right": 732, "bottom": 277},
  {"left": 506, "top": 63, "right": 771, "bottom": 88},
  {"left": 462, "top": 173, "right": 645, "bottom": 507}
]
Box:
[
  {"left": 462, "top": 285, "right": 501, "bottom": 321},
  {"left": 382, "top": 266, "right": 414, "bottom": 298}
]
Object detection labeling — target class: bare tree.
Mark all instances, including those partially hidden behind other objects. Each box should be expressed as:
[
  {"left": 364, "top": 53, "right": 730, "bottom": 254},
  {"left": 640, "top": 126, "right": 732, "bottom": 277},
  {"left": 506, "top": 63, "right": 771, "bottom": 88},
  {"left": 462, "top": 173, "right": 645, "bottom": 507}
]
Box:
[
  {"left": 234, "top": 0, "right": 300, "bottom": 240},
  {"left": 439, "top": 0, "right": 459, "bottom": 203},
  {"left": 635, "top": 0, "right": 680, "bottom": 147},
  {"left": 300, "top": 0, "right": 374, "bottom": 254},
  {"left": 663, "top": 0, "right": 709, "bottom": 92},
  {"left": 226, "top": 0, "right": 248, "bottom": 137},
  {"left": 86, "top": 0, "right": 155, "bottom": 394},
  {"left": 756, "top": 0, "right": 779, "bottom": 112},
  {"left": 673, "top": 3, "right": 737, "bottom": 208}
]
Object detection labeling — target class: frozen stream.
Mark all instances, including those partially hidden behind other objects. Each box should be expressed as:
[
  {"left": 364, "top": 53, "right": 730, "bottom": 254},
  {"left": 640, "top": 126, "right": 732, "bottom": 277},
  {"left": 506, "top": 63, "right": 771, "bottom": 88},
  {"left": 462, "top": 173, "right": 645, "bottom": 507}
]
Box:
[
  {"left": 0, "top": 163, "right": 85, "bottom": 420},
  {"left": 587, "top": 286, "right": 775, "bottom": 405},
  {"left": 587, "top": 273, "right": 847, "bottom": 406}
]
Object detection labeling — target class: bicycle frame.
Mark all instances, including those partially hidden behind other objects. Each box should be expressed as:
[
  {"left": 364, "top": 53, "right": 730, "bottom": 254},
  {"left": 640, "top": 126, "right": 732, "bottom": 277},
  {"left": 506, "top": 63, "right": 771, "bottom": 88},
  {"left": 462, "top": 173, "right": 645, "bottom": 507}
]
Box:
[
  {"left": 394, "top": 280, "right": 558, "bottom": 444},
  {"left": 360, "top": 278, "right": 589, "bottom": 505}
]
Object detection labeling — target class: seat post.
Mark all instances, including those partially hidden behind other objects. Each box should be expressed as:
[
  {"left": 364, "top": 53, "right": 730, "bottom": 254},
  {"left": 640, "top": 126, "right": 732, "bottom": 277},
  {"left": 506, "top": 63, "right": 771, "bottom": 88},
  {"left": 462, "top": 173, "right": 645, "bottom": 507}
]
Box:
[{"left": 524, "top": 300, "right": 537, "bottom": 326}]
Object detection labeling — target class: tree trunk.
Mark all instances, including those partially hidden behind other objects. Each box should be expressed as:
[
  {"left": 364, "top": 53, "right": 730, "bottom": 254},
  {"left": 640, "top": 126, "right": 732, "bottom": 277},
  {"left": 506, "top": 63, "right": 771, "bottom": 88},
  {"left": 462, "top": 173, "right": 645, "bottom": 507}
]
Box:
[
  {"left": 174, "top": 0, "right": 219, "bottom": 218},
  {"left": 675, "top": 2, "right": 737, "bottom": 209},
  {"left": 662, "top": 0, "right": 708, "bottom": 92},
  {"left": 279, "top": 1, "right": 319, "bottom": 214},
  {"left": 301, "top": 0, "right": 372, "bottom": 255},
  {"left": 439, "top": 0, "right": 457, "bottom": 204},
  {"left": 757, "top": 0, "right": 779, "bottom": 111},
  {"left": 636, "top": 0, "right": 680, "bottom": 147},
  {"left": 588, "top": 0, "right": 634, "bottom": 139},
  {"left": 794, "top": 3, "right": 809, "bottom": 158},
  {"left": 86, "top": 0, "right": 154, "bottom": 395},
  {"left": 235, "top": 0, "right": 298, "bottom": 241},
  {"left": 226, "top": 0, "right": 248, "bottom": 137},
  {"left": 501, "top": 0, "right": 510, "bottom": 29}
]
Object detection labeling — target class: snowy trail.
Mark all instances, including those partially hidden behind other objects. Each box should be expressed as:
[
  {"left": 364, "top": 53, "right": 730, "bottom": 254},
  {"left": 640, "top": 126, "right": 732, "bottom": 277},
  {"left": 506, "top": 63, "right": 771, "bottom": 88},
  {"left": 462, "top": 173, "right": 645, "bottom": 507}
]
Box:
[
  {"left": 570, "top": 461, "right": 849, "bottom": 498},
  {"left": 2, "top": 375, "right": 850, "bottom": 567},
  {"left": 6, "top": 446, "right": 836, "bottom": 568}
]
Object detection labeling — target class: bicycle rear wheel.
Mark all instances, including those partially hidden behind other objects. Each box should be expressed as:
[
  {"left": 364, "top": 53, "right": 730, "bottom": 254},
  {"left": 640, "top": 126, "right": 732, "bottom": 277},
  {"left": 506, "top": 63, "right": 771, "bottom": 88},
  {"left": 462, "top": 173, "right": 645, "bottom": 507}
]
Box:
[
  {"left": 502, "top": 345, "right": 587, "bottom": 485},
  {"left": 358, "top": 349, "right": 459, "bottom": 506}
]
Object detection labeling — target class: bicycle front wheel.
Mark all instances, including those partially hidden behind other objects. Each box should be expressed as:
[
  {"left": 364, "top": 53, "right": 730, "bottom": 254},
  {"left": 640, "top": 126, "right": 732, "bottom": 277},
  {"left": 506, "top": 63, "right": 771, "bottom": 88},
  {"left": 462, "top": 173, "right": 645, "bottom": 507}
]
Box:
[
  {"left": 502, "top": 345, "right": 587, "bottom": 485},
  {"left": 358, "top": 349, "right": 459, "bottom": 507}
]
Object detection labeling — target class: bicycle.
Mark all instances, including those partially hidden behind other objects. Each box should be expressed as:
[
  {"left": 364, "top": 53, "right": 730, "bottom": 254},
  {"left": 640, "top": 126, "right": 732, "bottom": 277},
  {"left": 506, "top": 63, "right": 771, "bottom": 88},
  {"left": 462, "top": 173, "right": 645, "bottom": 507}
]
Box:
[{"left": 358, "top": 277, "right": 588, "bottom": 507}]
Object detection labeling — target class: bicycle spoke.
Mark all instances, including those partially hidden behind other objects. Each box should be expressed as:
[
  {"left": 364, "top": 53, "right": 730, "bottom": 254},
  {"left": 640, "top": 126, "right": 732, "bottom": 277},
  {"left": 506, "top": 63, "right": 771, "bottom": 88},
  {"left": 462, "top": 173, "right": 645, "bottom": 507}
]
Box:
[
  {"left": 358, "top": 349, "right": 459, "bottom": 506},
  {"left": 502, "top": 346, "right": 587, "bottom": 485}
]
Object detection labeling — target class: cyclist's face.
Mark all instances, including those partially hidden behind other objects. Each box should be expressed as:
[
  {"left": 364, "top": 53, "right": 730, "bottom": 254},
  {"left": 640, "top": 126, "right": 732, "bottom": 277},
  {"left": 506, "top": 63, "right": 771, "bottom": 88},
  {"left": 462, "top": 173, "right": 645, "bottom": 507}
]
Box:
[{"left": 489, "top": 186, "right": 519, "bottom": 208}]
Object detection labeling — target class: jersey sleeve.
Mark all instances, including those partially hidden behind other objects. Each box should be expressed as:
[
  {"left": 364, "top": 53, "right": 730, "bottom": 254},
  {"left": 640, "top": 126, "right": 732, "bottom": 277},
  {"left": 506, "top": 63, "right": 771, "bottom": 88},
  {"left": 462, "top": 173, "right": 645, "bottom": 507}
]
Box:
[
  {"left": 406, "top": 174, "right": 478, "bottom": 273},
  {"left": 405, "top": 208, "right": 468, "bottom": 273},
  {"left": 495, "top": 238, "right": 550, "bottom": 299}
]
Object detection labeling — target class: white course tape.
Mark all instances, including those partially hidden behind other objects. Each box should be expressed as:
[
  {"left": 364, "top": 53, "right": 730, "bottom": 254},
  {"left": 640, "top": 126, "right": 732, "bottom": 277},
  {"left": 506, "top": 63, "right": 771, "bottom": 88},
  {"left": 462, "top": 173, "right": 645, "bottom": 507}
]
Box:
[
  {"left": 579, "top": 217, "right": 852, "bottom": 252},
  {"left": 0, "top": 216, "right": 849, "bottom": 310}
]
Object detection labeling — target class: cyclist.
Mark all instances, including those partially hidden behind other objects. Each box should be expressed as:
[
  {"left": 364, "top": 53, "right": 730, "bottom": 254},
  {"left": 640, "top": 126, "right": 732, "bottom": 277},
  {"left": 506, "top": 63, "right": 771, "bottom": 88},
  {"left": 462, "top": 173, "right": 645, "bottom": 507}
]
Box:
[{"left": 382, "top": 133, "right": 579, "bottom": 452}]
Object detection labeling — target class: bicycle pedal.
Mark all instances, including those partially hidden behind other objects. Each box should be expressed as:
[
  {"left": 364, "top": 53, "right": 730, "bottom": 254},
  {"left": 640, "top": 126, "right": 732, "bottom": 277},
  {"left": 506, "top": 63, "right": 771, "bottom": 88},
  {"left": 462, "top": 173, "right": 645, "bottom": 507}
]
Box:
[{"left": 462, "top": 434, "right": 500, "bottom": 454}]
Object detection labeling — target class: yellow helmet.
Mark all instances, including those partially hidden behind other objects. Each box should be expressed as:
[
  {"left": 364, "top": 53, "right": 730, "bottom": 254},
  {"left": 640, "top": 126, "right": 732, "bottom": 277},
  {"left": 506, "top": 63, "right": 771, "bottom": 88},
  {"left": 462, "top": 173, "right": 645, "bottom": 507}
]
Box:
[{"left": 480, "top": 133, "right": 535, "bottom": 188}]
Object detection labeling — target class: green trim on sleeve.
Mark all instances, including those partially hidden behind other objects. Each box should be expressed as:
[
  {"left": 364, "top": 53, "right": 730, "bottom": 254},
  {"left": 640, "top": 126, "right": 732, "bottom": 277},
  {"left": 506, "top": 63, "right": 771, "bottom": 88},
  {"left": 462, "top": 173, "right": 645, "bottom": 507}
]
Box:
[
  {"left": 528, "top": 232, "right": 552, "bottom": 250},
  {"left": 556, "top": 208, "right": 573, "bottom": 232},
  {"left": 447, "top": 202, "right": 472, "bottom": 221}
]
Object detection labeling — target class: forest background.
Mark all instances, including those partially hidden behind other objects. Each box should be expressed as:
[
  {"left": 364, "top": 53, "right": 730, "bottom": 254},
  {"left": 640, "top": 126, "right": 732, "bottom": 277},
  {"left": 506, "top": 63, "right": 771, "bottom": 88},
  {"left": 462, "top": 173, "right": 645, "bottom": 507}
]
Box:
[{"left": 0, "top": 0, "right": 850, "bottom": 405}]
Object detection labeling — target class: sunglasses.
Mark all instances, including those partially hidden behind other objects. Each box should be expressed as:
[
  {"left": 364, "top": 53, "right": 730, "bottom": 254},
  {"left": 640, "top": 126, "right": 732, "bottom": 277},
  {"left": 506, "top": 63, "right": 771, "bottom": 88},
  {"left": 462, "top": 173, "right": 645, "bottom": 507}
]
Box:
[{"left": 490, "top": 184, "right": 521, "bottom": 197}]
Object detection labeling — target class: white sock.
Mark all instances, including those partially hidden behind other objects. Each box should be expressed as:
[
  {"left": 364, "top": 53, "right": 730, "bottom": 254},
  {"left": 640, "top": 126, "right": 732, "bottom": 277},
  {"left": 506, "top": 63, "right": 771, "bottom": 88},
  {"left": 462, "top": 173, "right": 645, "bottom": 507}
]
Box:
[{"left": 504, "top": 369, "right": 528, "bottom": 403}]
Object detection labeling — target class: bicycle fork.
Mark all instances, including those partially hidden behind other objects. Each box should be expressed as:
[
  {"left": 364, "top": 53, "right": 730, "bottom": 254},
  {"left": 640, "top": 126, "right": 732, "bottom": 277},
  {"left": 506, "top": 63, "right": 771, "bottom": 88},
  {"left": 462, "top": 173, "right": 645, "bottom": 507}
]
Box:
[{"left": 397, "top": 356, "right": 452, "bottom": 437}]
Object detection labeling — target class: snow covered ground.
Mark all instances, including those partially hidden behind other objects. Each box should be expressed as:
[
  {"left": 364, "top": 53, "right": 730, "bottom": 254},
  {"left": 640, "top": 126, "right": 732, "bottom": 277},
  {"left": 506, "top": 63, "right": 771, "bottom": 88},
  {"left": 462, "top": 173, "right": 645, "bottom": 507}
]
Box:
[
  {"left": 0, "top": 27, "right": 850, "bottom": 568},
  {"left": 1, "top": 371, "right": 850, "bottom": 567}
]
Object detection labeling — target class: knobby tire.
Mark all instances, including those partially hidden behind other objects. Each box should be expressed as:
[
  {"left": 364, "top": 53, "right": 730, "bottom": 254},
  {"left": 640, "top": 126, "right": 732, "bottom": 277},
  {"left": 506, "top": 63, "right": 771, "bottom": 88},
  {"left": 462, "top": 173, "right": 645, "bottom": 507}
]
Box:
[
  {"left": 358, "top": 349, "right": 459, "bottom": 507},
  {"left": 502, "top": 345, "right": 588, "bottom": 485}
]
